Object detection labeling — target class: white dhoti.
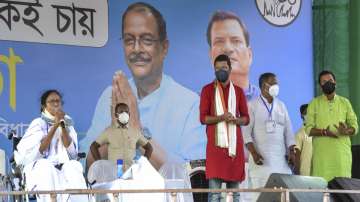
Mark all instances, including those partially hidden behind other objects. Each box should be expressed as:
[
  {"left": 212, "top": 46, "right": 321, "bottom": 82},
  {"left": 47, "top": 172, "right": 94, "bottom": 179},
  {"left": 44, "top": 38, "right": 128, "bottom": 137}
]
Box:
[
  {"left": 248, "top": 150, "right": 291, "bottom": 202},
  {"left": 24, "top": 159, "right": 88, "bottom": 202}
]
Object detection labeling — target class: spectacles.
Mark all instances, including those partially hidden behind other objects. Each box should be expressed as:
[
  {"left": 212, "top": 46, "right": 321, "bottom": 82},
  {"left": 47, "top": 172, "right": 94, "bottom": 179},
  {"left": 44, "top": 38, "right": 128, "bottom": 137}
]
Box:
[
  {"left": 121, "top": 34, "right": 159, "bottom": 47},
  {"left": 46, "top": 99, "right": 62, "bottom": 105}
]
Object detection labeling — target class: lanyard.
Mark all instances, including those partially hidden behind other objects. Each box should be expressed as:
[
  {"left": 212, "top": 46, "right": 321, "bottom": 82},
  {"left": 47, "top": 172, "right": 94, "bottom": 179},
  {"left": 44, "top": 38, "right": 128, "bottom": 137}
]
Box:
[{"left": 260, "top": 96, "right": 274, "bottom": 119}]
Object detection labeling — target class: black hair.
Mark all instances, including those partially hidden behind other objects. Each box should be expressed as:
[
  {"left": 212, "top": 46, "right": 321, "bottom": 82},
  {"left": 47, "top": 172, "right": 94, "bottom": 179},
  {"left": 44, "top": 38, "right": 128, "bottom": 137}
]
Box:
[
  {"left": 214, "top": 54, "right": 231, "bottom": 69},
  {"left": 259, "top": 72, "right": 276, "bottom": 88},
  {"left": 40, "top": 89, "right": 62, "bottom": 112},
  {"left": 207, "top": 10, "right": 250, "bottom": 47},
  {"left": 122, "top": 2, "right": 167, "bottom": 42},
  {"left": 318, "top": 70, "right": 336, "bottom": 84},
  {"left": 300, "top": 104, "right": 308, "bottom": 115},
  {"left": 115, "top": 103, "right": 129, "bottom": 113}
]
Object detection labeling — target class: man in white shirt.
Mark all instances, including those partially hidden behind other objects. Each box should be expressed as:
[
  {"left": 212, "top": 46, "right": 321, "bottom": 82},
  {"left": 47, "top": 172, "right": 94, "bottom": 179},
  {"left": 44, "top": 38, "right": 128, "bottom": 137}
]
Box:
[{"left": 242, "top": 73, "right": 297, "bottom": 201}]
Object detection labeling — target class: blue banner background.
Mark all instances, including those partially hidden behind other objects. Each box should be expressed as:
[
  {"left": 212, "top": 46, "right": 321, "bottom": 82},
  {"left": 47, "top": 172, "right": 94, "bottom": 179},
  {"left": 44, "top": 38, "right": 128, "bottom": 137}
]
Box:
[{"left": 0, "top": 0, "right": 313, "bottom": 164}]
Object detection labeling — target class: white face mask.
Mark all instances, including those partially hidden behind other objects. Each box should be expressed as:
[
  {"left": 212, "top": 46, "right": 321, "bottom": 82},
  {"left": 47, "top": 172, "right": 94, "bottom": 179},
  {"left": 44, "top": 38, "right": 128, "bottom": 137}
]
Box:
[
  {"left": 269, "top": 84, "right": 280, "bottom": 98},
  {"left": 117, "top": 112, "right": 129, "bottom": 125}
]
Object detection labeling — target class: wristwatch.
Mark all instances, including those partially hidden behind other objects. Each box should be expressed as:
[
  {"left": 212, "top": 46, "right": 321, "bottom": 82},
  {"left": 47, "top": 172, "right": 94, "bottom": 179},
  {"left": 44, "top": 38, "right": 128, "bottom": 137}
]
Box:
[{"left": 141, "top": 127, "right": 152, "bottom": 140}]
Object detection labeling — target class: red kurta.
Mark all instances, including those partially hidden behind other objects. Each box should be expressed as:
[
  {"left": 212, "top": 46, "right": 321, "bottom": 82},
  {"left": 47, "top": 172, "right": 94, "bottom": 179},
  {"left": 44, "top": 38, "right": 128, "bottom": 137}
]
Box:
[{"left": 200, "top": 81, "right": 249, "bottom": 181}]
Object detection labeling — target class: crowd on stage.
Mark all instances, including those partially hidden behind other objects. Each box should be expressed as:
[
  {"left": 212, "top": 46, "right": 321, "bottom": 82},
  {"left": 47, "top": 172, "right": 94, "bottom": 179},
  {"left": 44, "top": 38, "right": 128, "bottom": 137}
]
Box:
[{"left": 11, "top": 2, "right": 358, "bottom": 202}]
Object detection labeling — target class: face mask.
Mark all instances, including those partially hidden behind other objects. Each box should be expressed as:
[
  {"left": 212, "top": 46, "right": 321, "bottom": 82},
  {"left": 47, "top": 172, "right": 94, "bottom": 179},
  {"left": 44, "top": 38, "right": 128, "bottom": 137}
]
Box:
[
  {"left": 117, "top": 112, "right": 129, "bottom": 125},
  {"left": 321, "top": 81, "right": 336, "bottom": 95},
  {"left": 215, "top": 69, "right": 229, "bottom": 83},
  {"left": 268, "top": 84, "right": 279, "bottom": 97}
]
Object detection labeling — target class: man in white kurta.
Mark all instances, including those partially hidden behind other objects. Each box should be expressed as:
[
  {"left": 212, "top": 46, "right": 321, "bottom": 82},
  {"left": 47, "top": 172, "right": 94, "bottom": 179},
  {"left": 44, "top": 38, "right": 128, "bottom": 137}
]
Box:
[
  {"left": 16, "top": 116, "right": 87, "bottom": 202},
  {"left": 242, "top": 73, "right": 296, "bottom": 201}
]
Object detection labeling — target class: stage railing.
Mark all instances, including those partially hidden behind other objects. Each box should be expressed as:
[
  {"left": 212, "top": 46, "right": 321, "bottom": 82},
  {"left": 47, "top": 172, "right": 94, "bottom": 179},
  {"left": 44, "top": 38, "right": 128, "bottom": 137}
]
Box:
[{"left": 1, "top": 188, "right": 360, "bottom": 202}]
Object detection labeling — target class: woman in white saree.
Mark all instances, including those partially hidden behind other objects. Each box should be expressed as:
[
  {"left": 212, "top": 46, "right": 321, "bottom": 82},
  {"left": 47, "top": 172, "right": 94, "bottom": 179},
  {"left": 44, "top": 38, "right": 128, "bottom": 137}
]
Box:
[{"left": 15, "top": 90, "right": 87, "bottom": 202}]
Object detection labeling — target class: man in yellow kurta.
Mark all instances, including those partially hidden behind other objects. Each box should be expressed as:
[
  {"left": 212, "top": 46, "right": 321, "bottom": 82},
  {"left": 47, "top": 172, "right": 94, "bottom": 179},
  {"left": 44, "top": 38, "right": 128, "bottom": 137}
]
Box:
[
  {"left": 295, "top": 104, "right": 312, "bottom": 176},
  {"left": 305, "top": 70, "right": 358, "bottom": 181}
]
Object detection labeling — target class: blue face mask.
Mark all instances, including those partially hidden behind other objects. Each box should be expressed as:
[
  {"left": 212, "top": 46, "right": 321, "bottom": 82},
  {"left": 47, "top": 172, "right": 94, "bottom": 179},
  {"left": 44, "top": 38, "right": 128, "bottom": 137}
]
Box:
[{"left": 215, "top": 69, "right": 229, "bottom": 83}]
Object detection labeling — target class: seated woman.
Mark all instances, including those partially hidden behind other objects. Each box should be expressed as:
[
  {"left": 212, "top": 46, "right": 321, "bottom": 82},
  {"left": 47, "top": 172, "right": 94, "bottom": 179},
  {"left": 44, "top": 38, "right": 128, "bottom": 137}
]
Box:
[{"left": 15, "top": 89, "right": 87, "bottom": 202}]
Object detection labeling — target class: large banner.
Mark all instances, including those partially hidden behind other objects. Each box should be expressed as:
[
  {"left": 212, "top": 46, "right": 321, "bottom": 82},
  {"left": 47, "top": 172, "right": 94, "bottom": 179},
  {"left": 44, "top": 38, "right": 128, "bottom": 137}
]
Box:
[{"left": 0, "top": 0, "right": 313, "bottom": 164}]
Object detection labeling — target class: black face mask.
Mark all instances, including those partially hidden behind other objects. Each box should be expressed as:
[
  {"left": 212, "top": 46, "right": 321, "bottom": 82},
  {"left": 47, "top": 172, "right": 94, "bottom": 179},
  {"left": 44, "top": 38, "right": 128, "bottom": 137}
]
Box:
[
  {"left": 215, "top": 69, "right": 229, "bottom": 83},
  {"left": 321, "top": 80, "right": 336, "bottom": 95}
]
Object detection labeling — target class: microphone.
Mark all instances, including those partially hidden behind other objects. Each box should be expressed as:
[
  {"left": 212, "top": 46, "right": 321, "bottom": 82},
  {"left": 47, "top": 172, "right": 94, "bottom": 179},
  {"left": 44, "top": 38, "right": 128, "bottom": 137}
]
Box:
[
  {"left": 7, "top": 129, "right": 16, "bottom": 140},
  {"left": 60, "top": 119, "right": 66, "bottom": 128}
]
